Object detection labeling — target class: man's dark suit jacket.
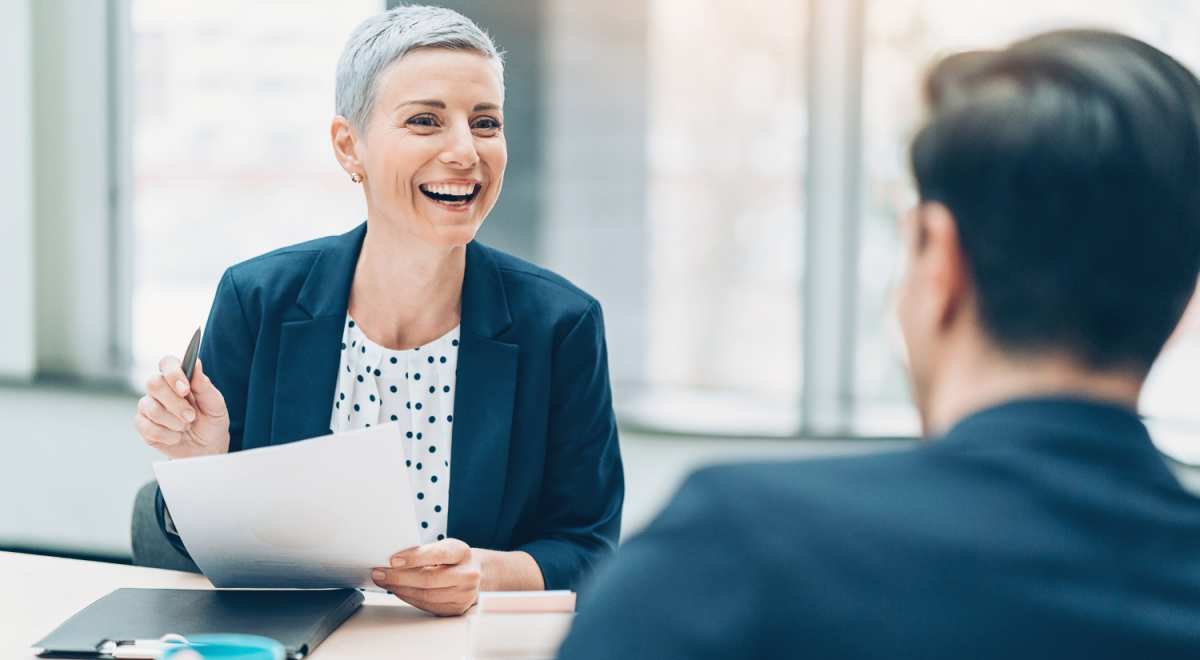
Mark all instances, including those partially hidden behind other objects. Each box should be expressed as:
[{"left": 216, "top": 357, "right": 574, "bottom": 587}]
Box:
[
  {"left": 157, "top": 222, "right": 624, "bottom": 590},
  {"left": 559, "top": 399, "right": 1200, "bottom": 658}
]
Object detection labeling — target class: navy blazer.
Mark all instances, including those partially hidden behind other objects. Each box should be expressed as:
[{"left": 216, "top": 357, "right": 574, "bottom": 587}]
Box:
[
  {"left": 559, "top": 399, "right": 1200, "bottom": 659},
  {"left": 158, "top": 222, "right": 624, "bottom": 590}
]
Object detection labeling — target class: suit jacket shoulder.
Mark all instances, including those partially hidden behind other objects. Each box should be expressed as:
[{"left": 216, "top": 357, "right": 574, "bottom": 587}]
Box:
[
  {"left": 654, "top": 449, "right": 931, "bottom": 583},
  {"left": 473, "top": 243, "right": 601, "bottom": 352},
  {"left": 220, "top": 234, "right": 342, "bottom": 320},
  {"left": 488, "top": 246, "right": 595, "bottom": 302},
  {"left": 482, "top": 244, "right": 597, "bottom": 311},
  {"left": 561, "top": 400, "right": 1200, "bottom": 660}
]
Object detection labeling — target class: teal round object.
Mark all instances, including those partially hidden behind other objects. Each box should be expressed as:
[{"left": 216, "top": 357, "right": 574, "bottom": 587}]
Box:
[{"left": 161, "top": 634, "right": 285, "bottom": 660}]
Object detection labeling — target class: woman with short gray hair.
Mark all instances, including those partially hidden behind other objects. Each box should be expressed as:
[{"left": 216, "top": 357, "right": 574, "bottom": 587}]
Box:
[{"left": 134, "top": 4, "right": 624, "bottom": 616}]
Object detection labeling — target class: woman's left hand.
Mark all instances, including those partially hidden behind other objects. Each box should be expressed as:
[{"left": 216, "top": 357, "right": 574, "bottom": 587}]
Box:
[{"left": 372, "top": 539, "right": 482, "bottom": 616}]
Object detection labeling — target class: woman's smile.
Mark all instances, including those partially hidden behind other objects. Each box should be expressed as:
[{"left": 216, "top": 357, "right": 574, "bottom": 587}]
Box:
[{"left": 418, "top": 180, "right": 483, "bottom": 211}]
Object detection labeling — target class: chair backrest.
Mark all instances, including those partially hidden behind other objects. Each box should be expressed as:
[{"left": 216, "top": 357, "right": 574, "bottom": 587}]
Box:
[{"left": 130, "top": 481, "right": 202, "bottom": 573}]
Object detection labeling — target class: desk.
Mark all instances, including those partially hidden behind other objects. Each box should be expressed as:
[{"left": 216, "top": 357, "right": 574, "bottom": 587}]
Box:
[{"left": 1, "top": 551, "right": 476, "bottom": 659}]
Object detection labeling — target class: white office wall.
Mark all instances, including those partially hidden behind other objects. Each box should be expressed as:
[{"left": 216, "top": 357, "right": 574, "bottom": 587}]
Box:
[{"left": 0, "top": 0, "right": 36, "bottom": 381}]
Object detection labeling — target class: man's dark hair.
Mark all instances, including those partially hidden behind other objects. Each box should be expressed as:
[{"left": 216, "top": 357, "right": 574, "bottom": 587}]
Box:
[{"left": 911, "top": 29, "right": 1200, "bottom": 371}]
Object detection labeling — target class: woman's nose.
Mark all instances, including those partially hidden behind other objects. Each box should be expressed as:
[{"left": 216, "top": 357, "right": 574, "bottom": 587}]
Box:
[{"left": 438, "top": 122, "right": 479, "bottom": 168}]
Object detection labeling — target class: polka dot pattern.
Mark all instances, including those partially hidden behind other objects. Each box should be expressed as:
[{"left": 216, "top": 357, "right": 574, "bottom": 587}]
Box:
[{"left": 329, "top": 313, "right": 458, "bottom": 546}]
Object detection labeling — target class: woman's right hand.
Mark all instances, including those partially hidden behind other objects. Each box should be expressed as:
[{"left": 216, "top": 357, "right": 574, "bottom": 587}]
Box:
[{"left": 135, "top": 356, "right": 231, "bottom": 458}]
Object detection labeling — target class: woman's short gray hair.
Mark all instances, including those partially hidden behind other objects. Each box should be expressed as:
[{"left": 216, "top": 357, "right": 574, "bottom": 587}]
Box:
[{"left": 335, "top": 4, "right": 504, "bottom": 132}]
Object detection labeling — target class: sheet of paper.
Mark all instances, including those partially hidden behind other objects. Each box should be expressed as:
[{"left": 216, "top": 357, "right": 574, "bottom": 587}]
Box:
[{"left": 154, "top": 424, "right": 420, "bottom": 589}]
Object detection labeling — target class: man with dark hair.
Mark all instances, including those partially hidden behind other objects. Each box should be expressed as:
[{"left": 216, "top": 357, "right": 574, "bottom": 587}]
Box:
[{"left": 558, "top": 30, "right": 1200, "bottom": 659}]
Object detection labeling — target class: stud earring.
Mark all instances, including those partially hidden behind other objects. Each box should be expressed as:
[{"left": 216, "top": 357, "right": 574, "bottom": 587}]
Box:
[{"left": 350, "top": 173, "right": 363, "bottom": 183}]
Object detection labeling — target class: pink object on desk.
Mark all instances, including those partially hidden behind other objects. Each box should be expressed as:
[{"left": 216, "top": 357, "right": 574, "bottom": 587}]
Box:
[{"left": 476, "top": 590, "right": 576, "bottom": 613}]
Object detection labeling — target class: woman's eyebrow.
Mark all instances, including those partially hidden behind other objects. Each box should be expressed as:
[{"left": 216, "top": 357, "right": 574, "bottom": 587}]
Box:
[
  {"left": 398, "top": 99, "right": 446, "bottom": 110},
  {"left": 396, "top": 100, "right": 499, "bottom": 112}
]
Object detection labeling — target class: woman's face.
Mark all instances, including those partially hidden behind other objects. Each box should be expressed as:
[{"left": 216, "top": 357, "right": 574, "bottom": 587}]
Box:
[{"left": 355, "top": 48, "right": 506, "bottom": 247}]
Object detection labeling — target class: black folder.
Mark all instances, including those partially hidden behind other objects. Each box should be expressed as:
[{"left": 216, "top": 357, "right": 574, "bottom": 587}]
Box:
[{"left": 33, "top": 588, "right": 364, "bottom": 659}]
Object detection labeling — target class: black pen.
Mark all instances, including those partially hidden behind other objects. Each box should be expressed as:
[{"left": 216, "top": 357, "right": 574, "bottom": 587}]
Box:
[{"left": 181, "top": 327, "right": 202, "bottom": 381}]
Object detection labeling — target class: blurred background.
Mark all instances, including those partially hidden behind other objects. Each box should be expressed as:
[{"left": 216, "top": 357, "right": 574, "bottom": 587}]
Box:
[{"left": 2, "top": 0, "right": 1199, "bottom": 562}]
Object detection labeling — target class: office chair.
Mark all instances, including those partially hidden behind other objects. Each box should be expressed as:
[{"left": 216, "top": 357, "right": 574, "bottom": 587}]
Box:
[{"left": 130, "top": 481, "right": 202, "bottom": 574}]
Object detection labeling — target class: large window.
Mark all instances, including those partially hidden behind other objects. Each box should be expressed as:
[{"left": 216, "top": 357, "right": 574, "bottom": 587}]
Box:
[
  {"left": 131, "top": 0, "right": 381, "bottom": 380},
  {"left": 633, "top": 0, "right": 808, "bottom": 435},
  {"left": 126, "top": 0, "right": 1200, "bottom": 440},
  {"left": 858, "top": 0, "right": 1200, "bottom": 437}
]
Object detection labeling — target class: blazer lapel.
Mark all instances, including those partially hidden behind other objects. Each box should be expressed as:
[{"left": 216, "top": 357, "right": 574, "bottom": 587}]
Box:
[
  {"left": 271, "top": 223, "right": 366, "bottom": 445},
  {"left": 447, "top": 242, "right": 518, "bottom": 548},
  {"left": 268, "top": 229, "right": 517, "bottom": 547}
]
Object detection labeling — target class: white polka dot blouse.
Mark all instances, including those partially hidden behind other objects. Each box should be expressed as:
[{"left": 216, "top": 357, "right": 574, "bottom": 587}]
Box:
[{"left": 329, "top": 314, "right": 459, "bottom": 546}]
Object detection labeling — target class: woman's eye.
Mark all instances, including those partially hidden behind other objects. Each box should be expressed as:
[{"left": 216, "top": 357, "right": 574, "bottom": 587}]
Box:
[
  {"left": 472, "top": 117, "right": 501, "bottom": 131},
  {"left": 407, "top": 115, "right": 439, "bottom": 128}
]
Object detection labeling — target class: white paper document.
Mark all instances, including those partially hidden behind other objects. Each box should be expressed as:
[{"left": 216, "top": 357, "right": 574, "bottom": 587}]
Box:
[{"left": 154, "top": 424, "right": 421, "bottom": 589}]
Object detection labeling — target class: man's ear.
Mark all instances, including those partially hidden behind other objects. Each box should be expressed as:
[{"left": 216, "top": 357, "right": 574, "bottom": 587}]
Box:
[
  {"left": 917, "top": 202, "right": 971, "bottom": 331},
  {"left": 331, "top": 115, "right": 364, "bottom": 177}
]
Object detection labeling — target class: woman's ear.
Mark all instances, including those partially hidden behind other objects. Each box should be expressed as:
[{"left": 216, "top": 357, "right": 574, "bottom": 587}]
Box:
[{"left": 331, "top": 115, "right": 364, "bottom": 177}]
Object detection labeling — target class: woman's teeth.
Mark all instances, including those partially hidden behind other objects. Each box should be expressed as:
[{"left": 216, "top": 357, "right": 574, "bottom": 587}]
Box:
[
  {"left": 420, "top": 183, "right": 478, "bottom": 204},
  {"left": 424, "top": 183, "right": 474, "bottom": 196}
]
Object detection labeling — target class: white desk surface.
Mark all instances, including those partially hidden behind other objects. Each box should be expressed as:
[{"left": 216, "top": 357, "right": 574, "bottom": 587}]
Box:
[{"left": 1, "top": 550, "right": 477, "bottom": 659}]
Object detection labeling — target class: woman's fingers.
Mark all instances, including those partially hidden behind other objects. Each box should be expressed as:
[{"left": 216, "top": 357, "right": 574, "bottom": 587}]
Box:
[
  {"left": 387, "top": 583, "right": 470, "bottom": 601},
  {"left": 189, "top": 359, "right": 228, "bottom": 419},
  {"left": 374, "top": 544, "right": 481, "bottom": 616},
  {"left": 391, "top": 538, "right": 471, "bottom": 569},
  {"left": 134, "top": 411, "right": 181, "bottom": 448},
  {"left": 146, "top": 372, "right": 196, "bottom": 424},
  {"left": 137, "top": 356, "right": 231, "bottom": 459},
  {"left": 378, "top": 580, "right": 476, "bottom": 617},
  {"left": 387, "top": 586, "right": 475, "bottom": 616},
  {"left": 373, "top": 565, "right": 451, "bottom": 589},
  {"left": 158, "top": 355, "right": 190, "bottom": 397},
  {"left": 374, "top": 561, "right": 481, "bottom": 589},
  {"left": 372, "top": 547, "right": 482, "bottom": 618},
  {"left": 392, "top": 592, "right": 472, "bottom": 617},
  {"left": 138, "top": 394, "right": 189, "bottom": 432}
]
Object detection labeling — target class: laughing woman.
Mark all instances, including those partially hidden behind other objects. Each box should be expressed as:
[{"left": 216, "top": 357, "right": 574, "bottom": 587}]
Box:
[{"left": 132, "top": 5, "right": 624, "bottom": 616}]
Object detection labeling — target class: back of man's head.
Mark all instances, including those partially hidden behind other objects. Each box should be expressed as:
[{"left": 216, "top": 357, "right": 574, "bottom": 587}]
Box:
[{"left": 911, "top": 30, "right": 1200, "bottom": 373}]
